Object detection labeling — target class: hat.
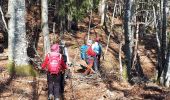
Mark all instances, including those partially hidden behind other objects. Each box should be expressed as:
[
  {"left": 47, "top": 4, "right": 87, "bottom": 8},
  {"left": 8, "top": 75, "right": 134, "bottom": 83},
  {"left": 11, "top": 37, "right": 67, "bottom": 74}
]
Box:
[{"left": 51, "top": 44, "right": 60, "bottom": 52}]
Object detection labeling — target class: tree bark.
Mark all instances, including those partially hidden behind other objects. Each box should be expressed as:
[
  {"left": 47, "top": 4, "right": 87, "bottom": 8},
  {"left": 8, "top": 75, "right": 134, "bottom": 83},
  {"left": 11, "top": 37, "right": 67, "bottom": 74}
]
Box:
[
  {"left": 98, "top": 0, "right": 106, "bottom": 26},
  {"left": 160, "top": 0, "right": 167, "bottom": 82},
  {"left": 7, "top": 0, "right": 15, "bottom": 62},
  {"left": 164, "top": 40, "right": 170, "bottom": 87},
  {"left": 124, "top": 0, "right": 133, "bottom": 81},
  {"left": 14, "top": 0, "right": 29, "bottom": 65},
  {"left": 41, "top": 0, "right": 50, "bottom": 55}
]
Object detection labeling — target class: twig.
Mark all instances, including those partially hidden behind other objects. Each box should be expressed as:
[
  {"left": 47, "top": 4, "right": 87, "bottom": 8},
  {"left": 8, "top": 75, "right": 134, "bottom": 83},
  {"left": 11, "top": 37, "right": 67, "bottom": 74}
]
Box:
[
  {"left": 119, "top": 42, "right": 123, "bottom": 80},
  {"left": 28, "top": 57, "right": 41, "bottom": 69},
  {"left": 87, "top": 8, "right": 93, "bottom": 42},
  {"left": 104, "top": 1, "right": 116, "bottom": 55},
  {"left": 33, "top": 42, "right": 43, "bottom": 62},
  {"left": 0, "top": 6, "right": 8, "bottom": 31}
]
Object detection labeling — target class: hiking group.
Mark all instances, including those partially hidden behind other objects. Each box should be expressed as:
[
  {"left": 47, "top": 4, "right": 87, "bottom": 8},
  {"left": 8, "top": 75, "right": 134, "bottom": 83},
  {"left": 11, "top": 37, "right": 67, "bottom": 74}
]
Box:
[
  {"left": 80, "top": 38, "right": 103, "bottom": 75},
  {"left": 40, "top": 38, "right": 102, "bottom": 100}
]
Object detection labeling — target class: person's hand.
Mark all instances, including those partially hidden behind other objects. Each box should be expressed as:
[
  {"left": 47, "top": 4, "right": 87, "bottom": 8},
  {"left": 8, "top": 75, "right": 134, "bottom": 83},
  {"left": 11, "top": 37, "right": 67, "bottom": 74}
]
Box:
[
  {"left": 67, "top": 62, "right": 72, "bottom": 67},
  {"left": 61, "top": 70, "right": 65, "bottom": 74}
]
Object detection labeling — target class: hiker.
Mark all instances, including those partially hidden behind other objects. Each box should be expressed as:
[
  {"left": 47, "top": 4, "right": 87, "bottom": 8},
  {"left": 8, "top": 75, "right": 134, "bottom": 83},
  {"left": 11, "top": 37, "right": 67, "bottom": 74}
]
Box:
[
  {"left": 80, "top": 41, "right": 89, "bottom": 62},
  {"left": 59, "top": 40, "right": 70, "bottom": 98},
  {"left": 92, "top": 37, "right": 102, "bottom": 72},
  {"left": 41, "top": 44, "right": 67, "bottom": 100},
  {"left": 83, "top": 40, "right": 96, "bottom": 75}
]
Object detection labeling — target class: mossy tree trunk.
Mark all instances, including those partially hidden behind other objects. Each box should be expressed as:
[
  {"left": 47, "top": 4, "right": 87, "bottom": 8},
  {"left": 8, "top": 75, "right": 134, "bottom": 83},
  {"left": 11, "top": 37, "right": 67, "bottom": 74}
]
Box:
[{"left": 8, "top": 0, "right": 29, "bottom": 66}]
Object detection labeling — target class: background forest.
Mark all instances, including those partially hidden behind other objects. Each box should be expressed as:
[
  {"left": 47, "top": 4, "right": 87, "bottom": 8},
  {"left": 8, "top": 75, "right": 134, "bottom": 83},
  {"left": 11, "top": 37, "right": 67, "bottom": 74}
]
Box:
[{"left": 1, "top": 0, "right": 170, "bottom": 99}]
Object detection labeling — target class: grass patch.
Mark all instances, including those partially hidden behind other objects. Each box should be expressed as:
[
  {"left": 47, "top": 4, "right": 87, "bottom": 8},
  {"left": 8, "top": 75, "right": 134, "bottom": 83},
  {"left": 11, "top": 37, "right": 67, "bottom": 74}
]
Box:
[
  {"left": 7, "top": 61, "right": 38, "bottom": 77},
  {"left": 15, "top": 65, "right": 38, "bottom": 77},
  {"left": 7, "top": 61, "right": 15, "bottom": 75},
  {"left": 122, "top": 64, "right": 128, "bottom": 81}
]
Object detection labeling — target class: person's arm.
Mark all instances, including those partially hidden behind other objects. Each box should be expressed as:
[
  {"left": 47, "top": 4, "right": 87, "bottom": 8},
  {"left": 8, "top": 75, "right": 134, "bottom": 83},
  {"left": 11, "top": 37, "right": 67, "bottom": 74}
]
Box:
[
  {"left": 41, "top": 54, "right": 49, "bottom": 69},
  {"left": 64, "top": 47, "right": 70, "bottom": 64},
  {"left": 60, "top": 57, "right": 68, "bottom": 71},
  {"left": 100, "top": 44, "right": 104, "bottom": 60}
]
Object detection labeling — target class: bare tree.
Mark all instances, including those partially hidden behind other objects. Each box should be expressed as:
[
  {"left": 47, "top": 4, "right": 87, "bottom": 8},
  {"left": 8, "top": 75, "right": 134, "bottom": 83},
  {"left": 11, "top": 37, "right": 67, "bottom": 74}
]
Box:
[{"left": 123, "top": 0, "right": 133, "bottom": 81}]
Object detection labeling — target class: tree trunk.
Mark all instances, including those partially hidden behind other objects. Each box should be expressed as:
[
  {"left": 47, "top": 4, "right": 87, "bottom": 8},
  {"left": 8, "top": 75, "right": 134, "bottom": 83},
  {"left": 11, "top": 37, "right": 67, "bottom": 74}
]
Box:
[
  {"left": 41, "top": 0, "right": 50, "bottom": 55},
  {"left": 98, "top": 0, "right": 106, "bottom": 26},
  {"left": 7, "top": 0, "right": 15, "bottom": 62},
  {"left": 14, "top": 0, "right": 28, "bottom": 65},
  {"left": 164, "top": 40, "right": 170, "bottom": 87},
  {"left": 160, "top": 0, "right": 167, "bottom": 82},
  {"left": 124, "top": 0, "right": 133, "bottom": 81}
]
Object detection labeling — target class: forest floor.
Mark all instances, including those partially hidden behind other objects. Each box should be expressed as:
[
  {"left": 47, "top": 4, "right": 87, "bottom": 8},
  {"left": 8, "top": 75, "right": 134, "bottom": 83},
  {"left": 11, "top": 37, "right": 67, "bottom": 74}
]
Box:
[{"left": 1, "top": 15, "right": 170, "bottom": 100}]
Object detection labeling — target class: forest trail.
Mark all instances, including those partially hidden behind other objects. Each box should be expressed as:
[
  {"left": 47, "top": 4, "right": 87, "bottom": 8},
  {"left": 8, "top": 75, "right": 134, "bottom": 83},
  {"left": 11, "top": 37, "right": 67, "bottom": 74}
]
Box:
[
  {"left": 0, "top": 58, "right": 169, "bottom": 100},
  {"left": 1, "top": 39, "right": 170, "bottom": 100},
  {"left": 0, "top": 16, "right": 170, "bottom": 100}
]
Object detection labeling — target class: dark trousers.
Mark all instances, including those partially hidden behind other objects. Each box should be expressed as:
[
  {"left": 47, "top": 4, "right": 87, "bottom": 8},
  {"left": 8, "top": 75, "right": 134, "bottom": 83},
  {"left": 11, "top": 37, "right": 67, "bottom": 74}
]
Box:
[
  {"left": 96, "top": 54, "right": 101, "bottom": 71},
  {"left": 60, "top": 72, "right": 65, "bottom": 94},
  {"left": 94, "top": 56, "right": 98, "bottom": 72},
  {"left": 47, "top": 72, "right": 61, "bottom": 99}
]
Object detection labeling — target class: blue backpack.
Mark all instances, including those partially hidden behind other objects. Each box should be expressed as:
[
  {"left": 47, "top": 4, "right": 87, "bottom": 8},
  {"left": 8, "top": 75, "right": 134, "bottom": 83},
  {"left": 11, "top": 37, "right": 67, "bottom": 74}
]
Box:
[
  {"left": 93, "top": 44, "right": 102, "bottom": 55},
  {"left": 80, "top": 45, "right": 88, "bottom": 60}
]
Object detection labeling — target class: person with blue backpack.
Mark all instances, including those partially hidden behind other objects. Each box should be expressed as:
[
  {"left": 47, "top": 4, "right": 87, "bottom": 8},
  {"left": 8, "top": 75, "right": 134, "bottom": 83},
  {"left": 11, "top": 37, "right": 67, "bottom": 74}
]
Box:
[
  {"left": 80, "top": 41, "right": 89, "bottom": 62},
  {"left": 80, "top": 40, "right": 97, "bottom": 75},
  {"left": 92, "top": 37, "right": 102, "bottom": 72}
]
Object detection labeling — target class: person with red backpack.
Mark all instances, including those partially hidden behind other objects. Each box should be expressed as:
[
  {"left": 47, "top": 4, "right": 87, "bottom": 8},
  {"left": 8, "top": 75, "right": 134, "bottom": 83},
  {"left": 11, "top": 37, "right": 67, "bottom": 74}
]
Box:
[
  {"left": 83, "top": 40, "right": 97, "bottom": 75},
  {"left": 41, "top": 44, "right": 67, "bottom": 100}
]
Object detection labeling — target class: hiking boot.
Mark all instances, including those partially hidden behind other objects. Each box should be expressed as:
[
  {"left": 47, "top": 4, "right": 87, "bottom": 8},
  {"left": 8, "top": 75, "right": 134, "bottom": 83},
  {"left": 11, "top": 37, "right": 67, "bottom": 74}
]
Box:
[
  {"left": 48, "top": 94, "right": 54, "bottom": 100},
  {"left": 55, "top": 98, "right": 60, "bottom": 100}
]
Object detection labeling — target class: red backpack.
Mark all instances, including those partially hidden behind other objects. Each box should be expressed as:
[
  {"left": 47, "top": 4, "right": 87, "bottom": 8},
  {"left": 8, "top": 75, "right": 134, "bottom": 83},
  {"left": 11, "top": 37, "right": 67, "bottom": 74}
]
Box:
[
  {"left": 48, "top": 52, "right": 62, "bottom": 74},
  {"left": 86, "top": 46, "right": 96, "bottom": 57}
]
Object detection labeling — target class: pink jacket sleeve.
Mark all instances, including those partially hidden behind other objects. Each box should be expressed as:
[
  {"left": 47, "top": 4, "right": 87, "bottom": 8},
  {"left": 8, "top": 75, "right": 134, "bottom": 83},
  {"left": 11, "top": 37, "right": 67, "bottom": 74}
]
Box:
[{"left": 41, "top": 55, "right": 49, "bottom": 69}]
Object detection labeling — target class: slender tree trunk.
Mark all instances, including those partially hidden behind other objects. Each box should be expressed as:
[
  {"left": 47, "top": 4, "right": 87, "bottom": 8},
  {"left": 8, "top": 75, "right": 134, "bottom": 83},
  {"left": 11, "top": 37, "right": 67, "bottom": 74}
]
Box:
[
  {"left": 14, "top": 0, "right": 28, "bottom": 65},
  {"left": 41, "top": 0, "right": 50, "bottom": 55},
  {"left": 119, "top": 40, "right": 123, "bottom": 80},
  {"left": 124, "top": 0, "right": 133, "bottom": 81},
  {"left": 160, "top": 0, "right": 167, "bottom": 82},
  {"left": 104, "top": 1, "right": 116, "bottom": 55},
  {"left": 98, "top": 0, "right": 106, "bottom": 26},
  {"left": 87, "top": 9, "right": 93, "bottom": 42},
  {"left": 164, "top": 40, "right": 170, "bottom": 87},
  {"left": 153, "top": 5, "right": 161, "bottom": 80}
]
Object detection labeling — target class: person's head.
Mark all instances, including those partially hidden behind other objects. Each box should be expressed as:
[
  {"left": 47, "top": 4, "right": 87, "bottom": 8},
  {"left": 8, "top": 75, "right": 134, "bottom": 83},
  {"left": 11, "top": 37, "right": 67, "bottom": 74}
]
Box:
[
  {"left": 51, "top": 44, "right": 60, "bottom": 52},
  {"left": 87, "top": 40, "right": 93, "bottom": 45},
  {"left": 94, "top": 37, "right": 100, "bottom": 42}
]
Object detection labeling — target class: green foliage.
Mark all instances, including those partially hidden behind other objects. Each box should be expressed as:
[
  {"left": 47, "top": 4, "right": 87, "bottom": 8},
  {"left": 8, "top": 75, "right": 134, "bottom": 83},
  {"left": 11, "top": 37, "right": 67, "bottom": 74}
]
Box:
[
  {"left": 168, "top": 32, "right": 170, "bottom": 41},
  {"left": 7, "top": 61, "right": 15, "bottom": 75},
  {"left": 58, "top": 0, "right": 99, "bottom": 21}
]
